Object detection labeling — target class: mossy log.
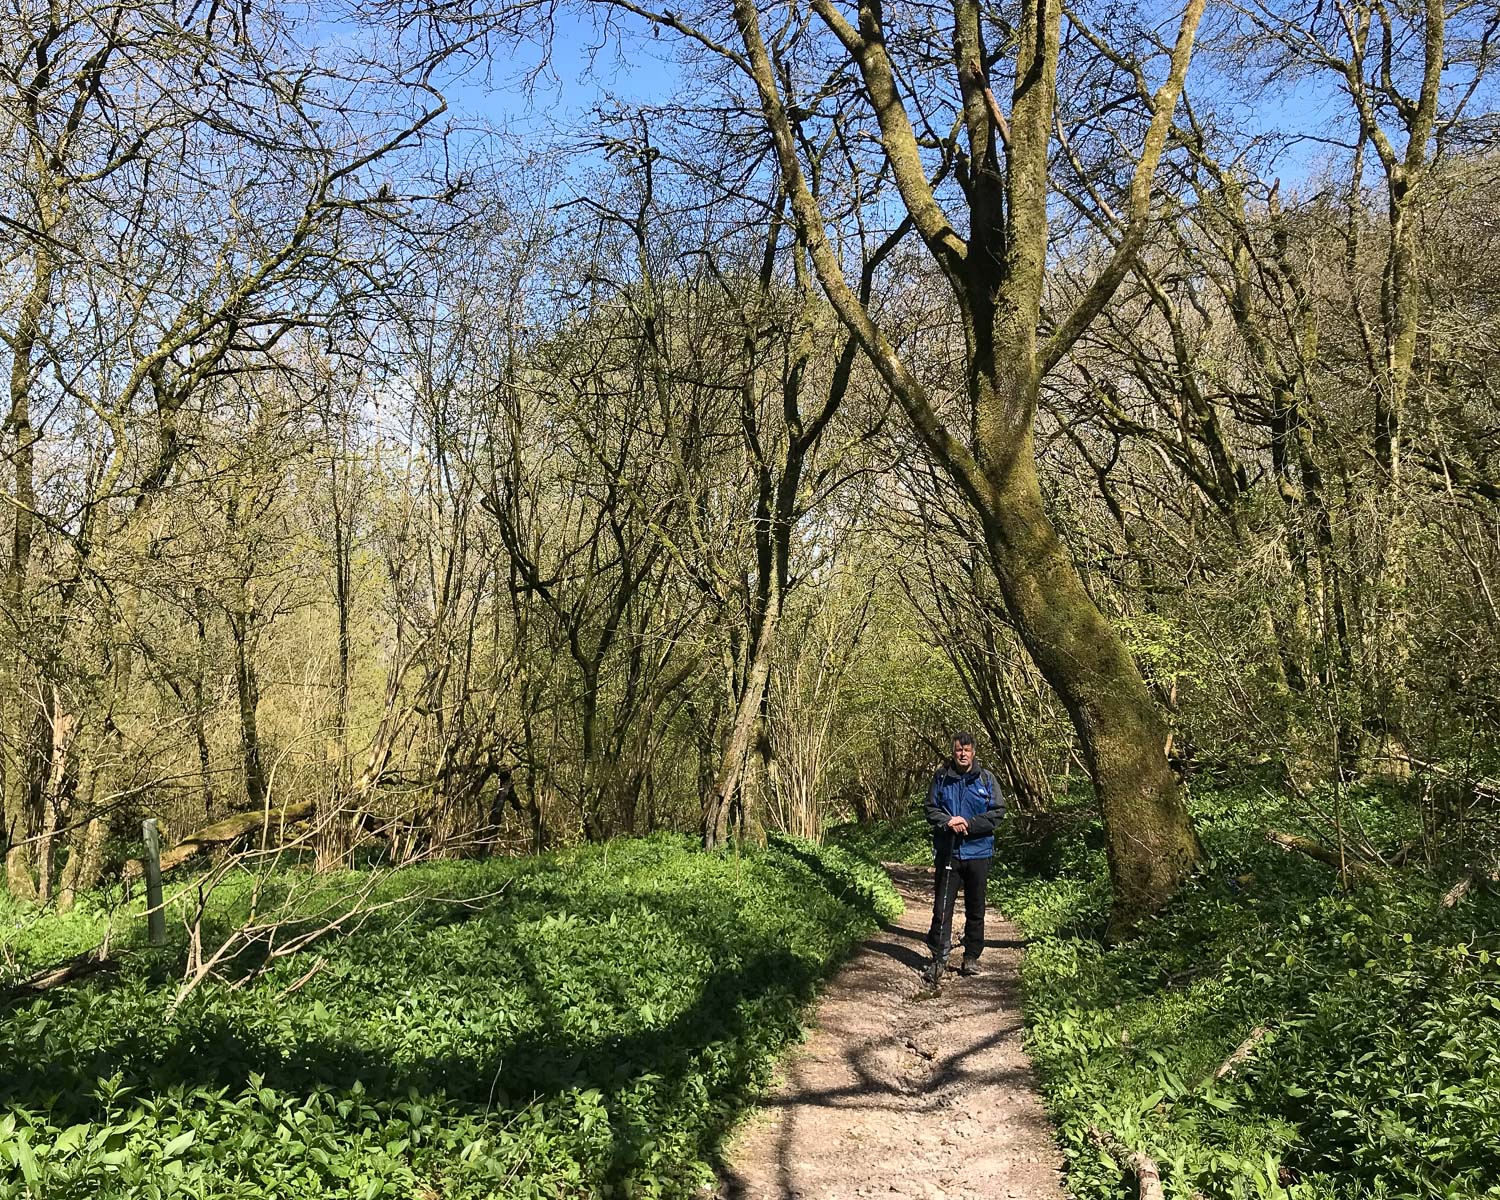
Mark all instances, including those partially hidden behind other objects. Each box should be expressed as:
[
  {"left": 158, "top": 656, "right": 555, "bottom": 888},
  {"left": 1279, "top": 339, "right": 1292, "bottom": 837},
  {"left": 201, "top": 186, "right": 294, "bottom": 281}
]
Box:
[
  {"left": 1264, "top": 829, "right": 1369, "bottom": 880},
  {"left": 122, "top": 800, "right": 316, "bottom": 881}
]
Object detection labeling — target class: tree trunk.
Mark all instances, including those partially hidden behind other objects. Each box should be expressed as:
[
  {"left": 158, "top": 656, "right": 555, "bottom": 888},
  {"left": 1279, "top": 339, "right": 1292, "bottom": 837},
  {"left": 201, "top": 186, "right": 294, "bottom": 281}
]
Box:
[
  {"left": 3, "top": 710, "right": 45, "bottom": 902},
  {"left": 320, "top": 565, "right": 351, "bottom": 869},
  {"left": 230, "top": 615, "right": 267, "bottom": 811},
  {"left": 56, "top": 795, "right": 106, "bottom": 915},
  {"left": 191, "top": 586, "right": 215, "bottom": 820},
  {"left": 3, "top": 248, "right": 49, "bottom": 903},
  {"left": 34, "top": 796, "right": 60, "bottom": 906},
  {"left": 983, "top": 451, "right": 1202, "bottom": 932},
  {"left": 33, "top": 691, "right": 77, "bottom": 905},
  {"left": 4, "top": 839, "right": 35, "bottom": 901},
  {"left": 703, "top": 590, "right": 780, "bottom": 850}
]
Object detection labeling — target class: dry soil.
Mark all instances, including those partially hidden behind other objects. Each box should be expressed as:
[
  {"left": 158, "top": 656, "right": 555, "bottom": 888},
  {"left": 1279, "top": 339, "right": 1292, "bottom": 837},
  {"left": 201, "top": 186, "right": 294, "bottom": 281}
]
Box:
[{"left": 715, "top": 863, "right": 1070, "bottom": 1200}]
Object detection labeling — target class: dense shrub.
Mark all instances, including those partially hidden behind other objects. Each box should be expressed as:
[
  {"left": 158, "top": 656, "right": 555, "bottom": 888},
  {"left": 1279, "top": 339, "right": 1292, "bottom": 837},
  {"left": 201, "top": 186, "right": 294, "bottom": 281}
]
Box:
[{"left": 0, "top": 834, "right": 899, "bottom": 1198}]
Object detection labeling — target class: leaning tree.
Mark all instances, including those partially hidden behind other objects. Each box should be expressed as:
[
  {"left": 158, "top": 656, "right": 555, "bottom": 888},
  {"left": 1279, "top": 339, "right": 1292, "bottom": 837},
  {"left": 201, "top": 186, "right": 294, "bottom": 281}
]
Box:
[
  {"left": 384, "top": 0, "right": 1209, "bottom": 927},
  {"left": 608, "top": 0, "right": 1209, "bottom": 930}
]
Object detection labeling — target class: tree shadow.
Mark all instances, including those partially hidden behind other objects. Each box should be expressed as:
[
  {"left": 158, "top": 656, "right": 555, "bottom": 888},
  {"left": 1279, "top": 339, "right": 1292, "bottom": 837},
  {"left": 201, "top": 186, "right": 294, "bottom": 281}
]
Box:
[
  {"left": 0, "top": 857, "right": 875, "bottom": 1194},
  {"left": 765, "top": 837, "right": 893, "bottom": 927},
  {"left": 711, "top": 957, "right": 1039, "bottom": 1199}
]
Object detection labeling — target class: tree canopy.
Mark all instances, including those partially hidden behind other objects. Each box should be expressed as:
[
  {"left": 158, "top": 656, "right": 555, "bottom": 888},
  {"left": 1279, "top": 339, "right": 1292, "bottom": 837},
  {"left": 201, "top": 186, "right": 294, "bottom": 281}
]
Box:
[{"left": 2, "top": 0, "right": 1498, "bottom": 925}]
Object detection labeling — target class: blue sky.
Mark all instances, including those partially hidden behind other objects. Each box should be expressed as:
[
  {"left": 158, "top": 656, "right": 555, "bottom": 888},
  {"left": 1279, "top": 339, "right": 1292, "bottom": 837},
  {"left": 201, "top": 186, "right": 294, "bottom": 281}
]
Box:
[
  {"left": 440, "top": 17, "right": 683, "bottom": 140},
  {"left": 437, "top": 9, "right": 1354, "bottom": 191}
]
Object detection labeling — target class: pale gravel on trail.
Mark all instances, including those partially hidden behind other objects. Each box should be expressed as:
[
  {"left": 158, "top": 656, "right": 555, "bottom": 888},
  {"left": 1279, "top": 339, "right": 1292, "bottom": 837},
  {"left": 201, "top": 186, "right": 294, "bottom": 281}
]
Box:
[{"left": 715, "top": 863, "right": 1070, "bottom": 1200}]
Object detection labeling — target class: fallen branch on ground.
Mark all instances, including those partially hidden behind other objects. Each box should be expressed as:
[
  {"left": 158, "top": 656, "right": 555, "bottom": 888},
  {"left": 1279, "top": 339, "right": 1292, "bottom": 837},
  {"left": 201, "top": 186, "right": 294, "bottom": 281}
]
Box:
[
  {"left": 167, "top": 868, "right": 512, "bottom": 1020},
  {"left": 1376, "top": 751, "right": 1500, "bottom": 804},
  {"left": 168, "top": 868, "right": 407, "bottom": 1019},
  {"left": 1388, "top": 835, "right": 1424, "bottom": 868},
  {"left": 273, "top": 955, "right": 328, "bottom": 1002},
  {"left": 2, "top": 941, "right": 116, "bottom": 1004},
  {"left": 1265, "top": 830, "right": 1369, "bottom": 879},
  {"left": 1089, "top": 1125, "right": 1164, "bottom": 1200},
  {"left": 1207, "top": 1024, "right": 1270, "bottom": 1085},
  {"left": 123, "top": 800, "right": 317, "bottom": 883},
  {"left": 1441, "top": 875, "right": 1474, "bottom": 908}
]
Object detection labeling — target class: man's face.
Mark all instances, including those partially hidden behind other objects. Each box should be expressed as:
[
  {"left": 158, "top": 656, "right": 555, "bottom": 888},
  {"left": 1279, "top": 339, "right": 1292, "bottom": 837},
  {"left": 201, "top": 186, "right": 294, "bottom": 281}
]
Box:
[{"left": 953, "top": 740, "right": 974, "bottom": 768}]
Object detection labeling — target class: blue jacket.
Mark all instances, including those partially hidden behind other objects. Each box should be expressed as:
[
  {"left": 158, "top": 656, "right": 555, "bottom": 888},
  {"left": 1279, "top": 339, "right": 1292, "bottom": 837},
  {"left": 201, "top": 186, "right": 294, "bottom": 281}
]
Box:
[{"left": 924, "top": 762, "right": 1004, "bottom": 860}]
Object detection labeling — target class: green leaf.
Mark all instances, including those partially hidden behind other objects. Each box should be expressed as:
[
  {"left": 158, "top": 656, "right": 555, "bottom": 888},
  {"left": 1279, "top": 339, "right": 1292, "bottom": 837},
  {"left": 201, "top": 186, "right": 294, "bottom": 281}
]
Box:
[
  {"left": 13, "top": 1136, "right": 40, "bottom": 1187},
  {"left": 161, "top": 1130, "right": 196, "bottom": 1160},
  {"left": 52, "top": 1123, "right": 90, "bottom": 1156}
]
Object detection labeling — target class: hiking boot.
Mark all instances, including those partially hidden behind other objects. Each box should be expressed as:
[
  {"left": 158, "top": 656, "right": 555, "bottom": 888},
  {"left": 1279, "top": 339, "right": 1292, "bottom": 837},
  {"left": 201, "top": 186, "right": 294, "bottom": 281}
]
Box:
[
  {"left": 922, "top": 956, "right": 945, "bottom": 986},
  {"left": 959, "top": 957, "right": 984, "bottom": 977}
]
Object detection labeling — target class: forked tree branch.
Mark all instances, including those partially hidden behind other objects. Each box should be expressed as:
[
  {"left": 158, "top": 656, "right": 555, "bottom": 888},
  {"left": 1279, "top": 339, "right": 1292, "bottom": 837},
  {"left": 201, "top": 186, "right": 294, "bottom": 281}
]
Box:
[
  {"left": 728, "top": 0, "right": 994, "bottom": 518},
  {"left": 1039, "top": 0, "right": 1207, "bottom": 378}
]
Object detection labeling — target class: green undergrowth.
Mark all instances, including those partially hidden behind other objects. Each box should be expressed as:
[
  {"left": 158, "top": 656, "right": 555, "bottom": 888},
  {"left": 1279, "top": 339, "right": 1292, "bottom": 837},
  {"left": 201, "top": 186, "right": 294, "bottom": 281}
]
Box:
[
  {"left": 834, "top": 784, "right": 1500, "bottom": 1200},
  {"left": 0, "top": 833, "right": 899, "bottom": 1198},
  {"left": 1, "top": 891, "right": 124, "bottom": 979}
]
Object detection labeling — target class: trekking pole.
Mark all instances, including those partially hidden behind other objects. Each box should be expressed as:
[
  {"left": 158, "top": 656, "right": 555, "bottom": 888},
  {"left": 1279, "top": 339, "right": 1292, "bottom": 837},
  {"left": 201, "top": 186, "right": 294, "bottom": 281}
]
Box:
[
  {"left": 927, "top": 826, "right": 958, "bottom": 986},
  {"left": 942, "top": 825, "right": 958, "bottom": 960}
]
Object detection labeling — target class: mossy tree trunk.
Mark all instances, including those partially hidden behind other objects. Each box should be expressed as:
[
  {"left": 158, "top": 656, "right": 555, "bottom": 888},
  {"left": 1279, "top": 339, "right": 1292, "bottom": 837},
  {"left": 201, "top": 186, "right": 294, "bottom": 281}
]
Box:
[
  {"left": 728, "top": 0, "right": 1208, "bottom": 929},
  {"left": 981, "top": 451, "right": 1201, "bottom": 924}
]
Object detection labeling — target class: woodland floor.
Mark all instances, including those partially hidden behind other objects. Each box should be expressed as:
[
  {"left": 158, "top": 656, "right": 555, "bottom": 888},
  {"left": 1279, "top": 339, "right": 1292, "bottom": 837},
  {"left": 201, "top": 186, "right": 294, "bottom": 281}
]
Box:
[{"left": 715, "top": 864, "right": 1070, "bottom": 1200}]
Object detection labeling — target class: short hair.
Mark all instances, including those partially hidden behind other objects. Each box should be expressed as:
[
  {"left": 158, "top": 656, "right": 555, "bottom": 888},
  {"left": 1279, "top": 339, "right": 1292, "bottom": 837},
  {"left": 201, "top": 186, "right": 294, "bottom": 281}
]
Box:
[{"left": 952, "top": 731, "right": 975, "bottom": 747}]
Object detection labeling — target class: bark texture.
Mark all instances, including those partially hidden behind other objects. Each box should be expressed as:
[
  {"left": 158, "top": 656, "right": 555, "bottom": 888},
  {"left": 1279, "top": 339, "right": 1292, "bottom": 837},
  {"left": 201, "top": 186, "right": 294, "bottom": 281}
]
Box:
[{"left": 984, "top": 455, "right": 1202, "bottom": 926}]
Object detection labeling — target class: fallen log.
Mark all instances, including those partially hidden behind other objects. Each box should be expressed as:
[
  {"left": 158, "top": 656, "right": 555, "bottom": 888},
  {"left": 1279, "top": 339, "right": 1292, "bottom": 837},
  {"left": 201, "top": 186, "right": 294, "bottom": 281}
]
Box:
[
  {"left": 3, "top": 945, "right": 116, "bottom": 1005},
  {"left": 123, "top": 800, "right": 317, "bottom": 882},
  {"left": 1440, "top": 875, "right": 1474, "bottom": 909},
  {"left": 1388, "top": 835, "right": 1424, "bottom": 868},
  {"left": 1209, "top": 1024, "right": 1270, "bottom": 1084},
  {"left": 1265, "top": 830, "right": 1369, "bottom": 880},
  {"left": 1089, "top": 1125, "right": 1164, "bottom": 1200},
  {"left": 1375, "top": 750, "right": 1500, "bottom": 804}
]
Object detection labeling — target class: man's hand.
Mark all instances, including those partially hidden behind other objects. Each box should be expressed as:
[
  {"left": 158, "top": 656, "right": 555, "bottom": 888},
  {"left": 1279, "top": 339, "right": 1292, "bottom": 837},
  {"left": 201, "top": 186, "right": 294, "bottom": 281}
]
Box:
[{"left": 946, "top": 815, "right": 969, "bottom": 835}]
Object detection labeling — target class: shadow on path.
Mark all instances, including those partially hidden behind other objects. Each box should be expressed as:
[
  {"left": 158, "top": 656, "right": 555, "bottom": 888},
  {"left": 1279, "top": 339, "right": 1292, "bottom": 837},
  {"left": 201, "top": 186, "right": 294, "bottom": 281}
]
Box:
[{"left": 715, "top": 864, "right": 1069, "bottom": 1200}]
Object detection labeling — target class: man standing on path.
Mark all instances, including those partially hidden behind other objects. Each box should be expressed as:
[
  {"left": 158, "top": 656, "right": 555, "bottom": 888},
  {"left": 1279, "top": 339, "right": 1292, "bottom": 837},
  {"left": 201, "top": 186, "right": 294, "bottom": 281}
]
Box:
[{"left": 923, "top": 733, "right": 1004, "bottom": 984}]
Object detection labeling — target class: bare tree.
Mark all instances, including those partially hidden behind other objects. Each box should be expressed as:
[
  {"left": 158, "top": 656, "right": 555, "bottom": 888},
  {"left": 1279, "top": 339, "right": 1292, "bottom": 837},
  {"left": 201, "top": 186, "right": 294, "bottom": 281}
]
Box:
[{"left": 1, "top": 0, "right": 461, "bottom": 898}]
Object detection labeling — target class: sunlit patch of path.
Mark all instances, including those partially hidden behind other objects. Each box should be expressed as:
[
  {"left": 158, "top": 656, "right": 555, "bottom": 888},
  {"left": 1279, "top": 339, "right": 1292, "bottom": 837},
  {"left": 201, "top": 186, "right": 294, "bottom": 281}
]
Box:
[{"left": 716, "top": 864, "right": 1069, "bottom": 1200}]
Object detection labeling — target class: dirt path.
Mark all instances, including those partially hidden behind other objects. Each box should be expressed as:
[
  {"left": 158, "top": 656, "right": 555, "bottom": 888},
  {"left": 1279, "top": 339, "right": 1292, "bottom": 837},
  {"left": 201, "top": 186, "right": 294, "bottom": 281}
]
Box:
[{"left": 716, "top": 864, "right": 1069, "bottom": 1200}]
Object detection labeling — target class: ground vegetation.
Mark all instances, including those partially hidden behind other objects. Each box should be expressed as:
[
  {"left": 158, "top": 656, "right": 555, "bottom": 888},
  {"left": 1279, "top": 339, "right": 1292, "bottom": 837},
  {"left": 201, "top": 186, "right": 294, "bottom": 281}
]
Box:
[{"left": 1, "top": 835, "right": 896, "bottom": 1197}]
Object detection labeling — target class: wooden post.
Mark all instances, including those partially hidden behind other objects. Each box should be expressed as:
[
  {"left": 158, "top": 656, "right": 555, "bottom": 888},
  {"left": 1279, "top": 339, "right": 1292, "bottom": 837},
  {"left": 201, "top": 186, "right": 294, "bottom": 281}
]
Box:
[{"left": 142, "top": 818, "right": 166, "bottom": 946}]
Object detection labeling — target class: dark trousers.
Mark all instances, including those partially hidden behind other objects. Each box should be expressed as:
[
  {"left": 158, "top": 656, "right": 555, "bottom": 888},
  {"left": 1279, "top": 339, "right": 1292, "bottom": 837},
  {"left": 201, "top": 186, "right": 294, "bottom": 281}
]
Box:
[{"left": 928, "top": 854, "right": 991, "bottom": 961}]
